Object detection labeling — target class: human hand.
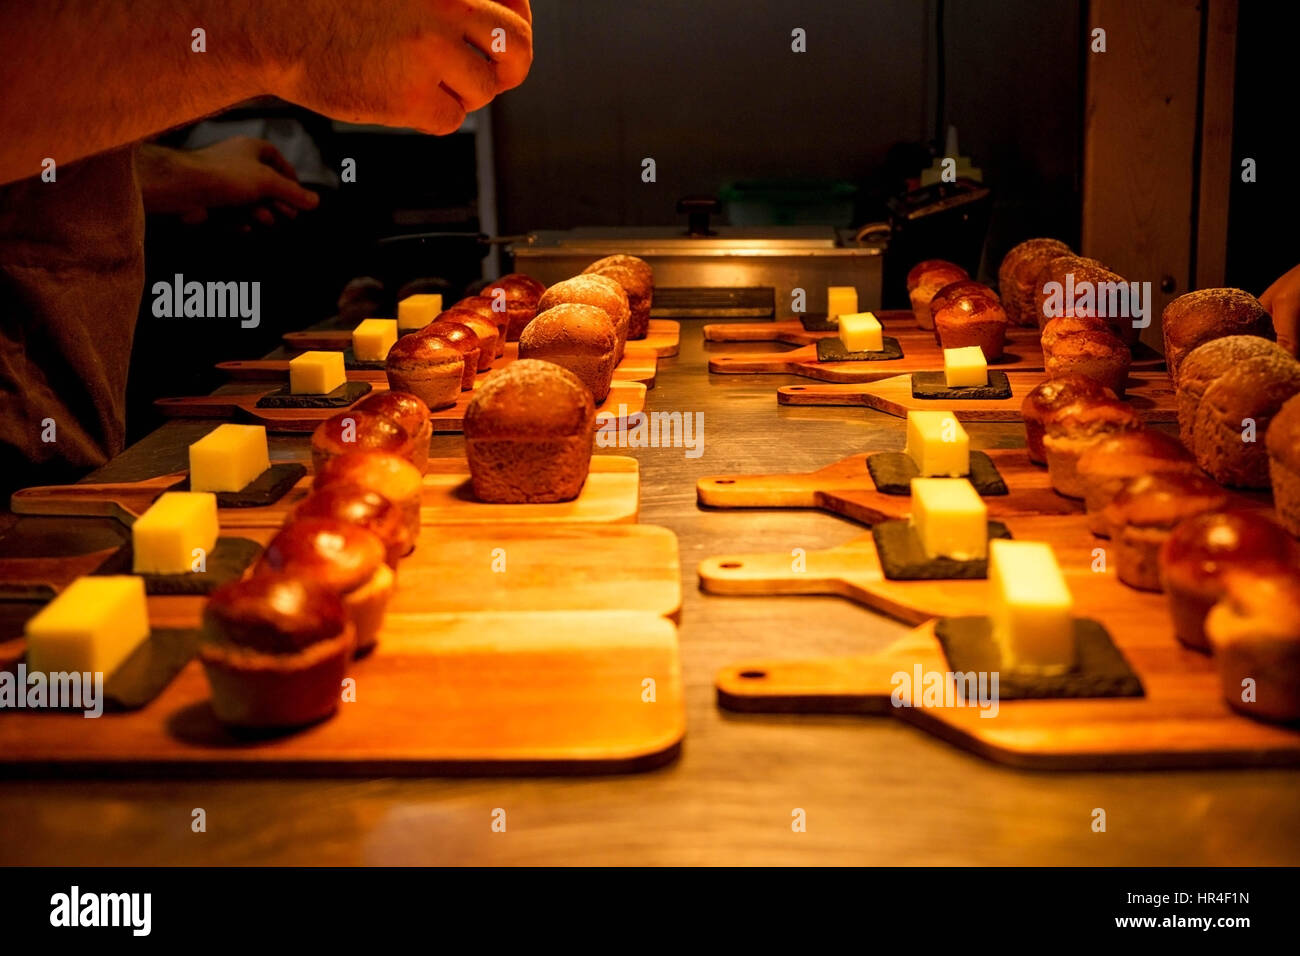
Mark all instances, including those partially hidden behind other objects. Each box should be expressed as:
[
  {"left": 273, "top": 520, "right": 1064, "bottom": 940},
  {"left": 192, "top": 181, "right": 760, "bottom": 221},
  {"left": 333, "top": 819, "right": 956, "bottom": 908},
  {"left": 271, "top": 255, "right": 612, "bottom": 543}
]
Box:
[
  {"left": 263, "top": 0, "right": 533, "bottom": 135},
  {"left": 139, "top": 138, "right": 320, "bottom": 226},
  {"left": 1260, "top": 263, "right": 1300, "bottom": 357}
]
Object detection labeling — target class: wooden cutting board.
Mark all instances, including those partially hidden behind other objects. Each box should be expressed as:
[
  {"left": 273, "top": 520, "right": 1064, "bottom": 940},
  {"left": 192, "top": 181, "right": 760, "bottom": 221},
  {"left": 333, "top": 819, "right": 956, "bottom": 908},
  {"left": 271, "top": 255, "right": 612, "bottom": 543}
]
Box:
[
  {"left": 709, "top": 508, "right": 1299, "bottom": 769},
  {"left": 284, "top": 319, "right": 681, "bottom": 358},
  {"left": 777, "top": 370, "right": 1176, "bottom": 422},
  {"left": 216, "top": 343, "right": 659, "bottom": 387},
  {"left": 697, "top": 450, "right": 1082, "bottom": 522},
  {"left": 0, "top": 610, "right": 685, "bottom": 776},
  {"left": 11, "top": 455, "right": 642, "bottom": 527},
  {"left": 703, "top": 310, "right": 915, "bottom": 345},
  {"left": 155, "top": 380, "right": 648, "bottom": 433}
]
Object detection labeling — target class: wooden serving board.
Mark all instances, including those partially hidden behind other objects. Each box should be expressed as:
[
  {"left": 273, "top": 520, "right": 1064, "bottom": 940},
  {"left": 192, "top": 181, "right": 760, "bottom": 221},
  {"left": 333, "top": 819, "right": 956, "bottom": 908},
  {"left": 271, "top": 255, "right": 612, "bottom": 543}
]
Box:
[
  {"left": 0, "top": 610, "right": 685, "bottom": 776},
  {"left": 709, "top": 511, "right": 1300, "bottom": 769},
  {"left": 11, "top": 455, "right": 642, "bottom": 527},
  {"left": 216, "top": 344, "right": 659, "bottom": 387},
  {"left": 697, "top": 450, "right": 1082, "bottom": 523},
  {"left": 703, "top": 310, "right": 915, "bottom": 346},
  {"left": 284, "top": 319, "right": 681, "bottom": 358},
  {"left": 155, "top": 380, "right": 648, "bottom": 433},
  {"left": 777, "top": 370, "right": 1176, "bottom": 423}
]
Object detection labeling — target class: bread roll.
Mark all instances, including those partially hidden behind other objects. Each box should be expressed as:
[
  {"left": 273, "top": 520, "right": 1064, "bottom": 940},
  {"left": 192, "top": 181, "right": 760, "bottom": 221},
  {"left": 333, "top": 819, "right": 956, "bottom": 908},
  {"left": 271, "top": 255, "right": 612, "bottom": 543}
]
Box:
[
  {"left": 1191, "top": 353, "right": 1300, "bottom": 488},
  {"left": 931, "top": 284, "right": 1007, "bottom": 360},
  {"left": 1075, "top": 429, "right": 1199, "bottom": 535},
  {"left": 463, "top": 359, "right": 595, "bottom": 503},
  {"left": 1206, "top": 567, "right": 1300, "bottom": 722},
  {"left": 582, "top": 256, "right": 653, "bottom": 340},
  {"left": 907, "top": 261, "right": 969, "bottom": 330},
  {"left": 1042, "top": 398, "right": 1142, "bottom": 497},
  {"left": 313, "top": 451, "right": 423, "bottom": 545},
  {"left": 1160, "top": 510, "right": 1300, "bottom": 651},
  {"left": 1266, "top": 393, "right": 1300, "bottom": 535},
  {"left": 353, "top": 390, "right": 431, "bottom": 473},
  {"left": 1044, "top": 329, "right": 1132, "bottom": 396},
  {"left": 438, "top": 308, "right": 499, "bottom": 371},
  {"left": 1021, "top": 375, "right": 1117, "bottom": 465},
  {"left": 1161, "top": 288, "right": 1273, "bottom": 385},
  {"left": 518, "top": 304, "right": 619, "bottom": 403},
  {"left": 1030, "top": 257, "right": 1134, "bottom": 343},
  {"left": 384, "top": 333, "right": 464, "bottom": 411},
  {"left": 415, "top": 321, "right": 482, "bottom": 390},
  {"left": 537, "top": 274, "right": 632, "bottom": 364},
  {"left": 1101, "top": 472, "right": 1229, "bottom": 590},
  {"left": 310, "top": 410, "right": 414, "bottom": 475},
  {"left": 451, "top": 295, "right": 505, "bottom": 357},
  {"left": 998, "top": 238, "right": 1072, "bottom": 327},
  {"left": 1040, "top": 315, "right": 1111, "bottom": 354},
  {"left": 483, "top": 274, "right": 546, "bottom": 342},
  {"left": 1176, "top": 335, "right": 1288, "bottom": 448},
  {"left": 293, "top": 482, "right": 414, "bottom": 566}
]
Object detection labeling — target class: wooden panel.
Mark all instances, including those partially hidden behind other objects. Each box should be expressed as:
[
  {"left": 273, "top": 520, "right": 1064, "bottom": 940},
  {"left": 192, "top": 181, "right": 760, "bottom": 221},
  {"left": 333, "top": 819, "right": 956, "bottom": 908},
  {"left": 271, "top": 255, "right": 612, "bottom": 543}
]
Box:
[
  {"left": 1195, "top": 0, "right": 1239, "bottom": 289},
  {"left": 1083, "top": 0, "right": 1203, "bottom": 348}
]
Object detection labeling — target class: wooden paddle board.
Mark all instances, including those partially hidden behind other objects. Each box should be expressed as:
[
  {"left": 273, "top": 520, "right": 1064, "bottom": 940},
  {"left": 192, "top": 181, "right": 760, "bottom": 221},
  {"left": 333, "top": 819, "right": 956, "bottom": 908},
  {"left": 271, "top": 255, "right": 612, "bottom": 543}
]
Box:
[{"left": 285, "top": 319, "right": 681, "bottom": 358}]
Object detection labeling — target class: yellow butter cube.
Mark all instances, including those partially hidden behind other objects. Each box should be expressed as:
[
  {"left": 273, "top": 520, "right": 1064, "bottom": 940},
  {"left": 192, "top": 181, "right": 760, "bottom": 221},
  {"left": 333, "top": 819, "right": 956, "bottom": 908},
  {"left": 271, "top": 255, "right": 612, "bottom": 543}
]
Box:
[
  {"left": 909, "top": 478, "right": 987, "bottom": 560},
  {"left": 943, "top": 346, "right": 988, "bottom": 387},
  {"left": 188, "top": 424, "right": 269, "bottom": 493},
  {"left": 838, "top": 312, "right": 883, "bottom": 353},
  {"left": 827, "top": 286, "right": 859, "bottom": 320},
  {"left": 904, "top": 410, "right": 969, "bottom": 476},
  {"left": 397, "top": 293, "right": 442, "bottom": 331},
  {"left": 132, "top": 492, "right": 219, "bottom": 575},
  {"left": 989, "top": 539, "right": 1076, "bottom": 672},
  {"left": 289, "top": 350, "right": 346, "bottom": 395},
  {"left": 352, "top": 318, "right": 398, "bottom": 362},
  {"left": 25, "top": 576, "right": 149, "bottom": 678}
]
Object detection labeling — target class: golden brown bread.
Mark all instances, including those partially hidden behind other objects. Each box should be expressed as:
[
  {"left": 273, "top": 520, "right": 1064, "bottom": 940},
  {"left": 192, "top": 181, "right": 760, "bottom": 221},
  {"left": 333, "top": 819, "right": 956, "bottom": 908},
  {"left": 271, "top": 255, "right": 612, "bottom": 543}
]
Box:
[
  {"left": 1191, "top": 353, "right": 1300, "bottom": 488},
  {"left": 1176, "top": 335, "right": 1289, "bottom": 448},
  {"left": 451, "top": 295, "right": 505, "bottom": 356},
  {"left": 1266, "top": 393, "right": 1300, "bottom": 535},
  {"left": 1021, "top": 375, "right": 1117, "bottom": 465},
  {"left": 1043, "top": 329, "right": 1132, "bottom": 396},
  {"left": 907, "top": 262, "right": 969, "bottom": 331},
  {"left": 1161, "top": 288, "right": 1273, "bottom": 385},
  {"left": 582, "top": 256, "right": 653, "bottom": 339},
  {"left": 1040, "top": 315, "right": 1111, "bottom": 353},
  {"left": 931, "top": 285, "right": 1007, "bottom": 360},
  {"left": 1102, "top": 472, "right": 1230, "bottom": 591},
  {"left": 997, "top": 238, "right": 1072, "bottom": 327},
  {"left": 1206, "top": 567, "right": 1300, "bottom": 722},
  {"left": 353, "top": 390, "right": 431, "bottom": 473},
  {"left": 437, "top": 308, "right": 499, "bottom": 371},
  {"left": 482, "top": 274, "right": 546, "bottom": 342},
  {"left": 1075, "top": 429, "right": 1199, "bottom": 535},
  {"left": 384, "top": 333, "right": 464, "bottom": 411},
  {"left": 313, "top": 451, "right": 424, "bottom": 545},
  {"left": 416, "top": 321, "right": 482, "bottom": 390},
  {"left": 537, "top": 274, "right": 632, "bottom": 364},
  {"left": 310, "top": 410, "right": 414, "bottom": 475},
  {"left": 1042, "top": 398, "right": 1142, "bottom": 497},
  {"left": 293, "top": 482, "right": 414, "bottom": 566},
  {"left": 1030, "top": 257, "right": 1135, "bottom": 343},
  {"left": 463, "top": 359, "right": 595, "bottom": 503},
  {"left": 518, "top": 303, "right": 619, "bottom": 403}
]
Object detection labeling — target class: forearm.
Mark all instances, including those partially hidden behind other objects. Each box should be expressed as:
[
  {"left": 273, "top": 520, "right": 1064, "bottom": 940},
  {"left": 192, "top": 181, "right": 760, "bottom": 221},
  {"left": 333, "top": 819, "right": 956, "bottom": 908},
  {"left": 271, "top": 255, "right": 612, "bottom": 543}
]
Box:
[{"left": 0, "top": 1, "right": 277, "bottom": 185}]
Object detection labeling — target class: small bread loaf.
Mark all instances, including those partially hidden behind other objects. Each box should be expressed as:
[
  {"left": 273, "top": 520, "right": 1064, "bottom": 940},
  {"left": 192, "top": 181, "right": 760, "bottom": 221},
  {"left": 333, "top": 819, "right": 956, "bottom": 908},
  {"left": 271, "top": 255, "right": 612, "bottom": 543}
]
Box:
[
  {"left": 1161, "top": 288, "right": 1273, "bottom": 385},
  {"left": 1101, "top": 472, "right": 1229, "bottom": 590},
  {"left": 931, "top": 283, "right": 1007, "bottom": 360},
  {"left": 481, "top": 274, "right": 546, "bottom": 342},
  {"left": 537, "top": 274, "right": 632, "bottom": 364},
  {"left": 437, "top": 308, "right": 500, "bottom": 371},
  {"left": 1206, "top": 567, "right": 1300, "bottom": 723},
  {"left": 310, "top": 410, "right": 414, "bottom": 475},
  {"left": 293, "top": 482, "right": 414, "bottom": 566},
  {"left": 1042, "top": 398, "right": 1142, "bottom": 497},
  {"left": 1040, "top": 315, "right": 1111, "bottom": 354},
  {"left": 907, "top": 261, "right": 969, "bottom": 331},
  {"left": 451, "top": 295, "right": 505, "bottom": 357},
  {"left": 1021, "top": 375, "right": 1117, "bottom": 465},
  {"left": 518, "top": 304, "right": 619, "bottom": 403},
  {"left": 384, "top": 332, "right": 464, "bottom": 410},
  {"left": 1031, "top": 257, "right": 1135, "bottom": 343},
  {"left": 1266, "top": 393, "right": 1300, "bottom": 535},
  {"left": 998, "top": 238, "right": 1072, "bottom": 327},
  {"left": 1076, "top": 428, "right": 1199, "bottom": 535},
  {"left": 313, "top": 451, "right": 424, "bottom": 546},
  {"left": 353, "top": 390, "right": 431, "bottom": 473},
  {"left": 415, "top": 321, "right": 482, "bottom": 390},
  {"left": 464, "top": 359, "right": 596, "bottom": 503},
  {"left": 1191, "top": 353, "right": 1300, "bottom": 487},
  {"left": 1175, "top": 335, "right": 1287, "bottom": 448},
  {"left": 1044, "top": 329, "right": 1132, "bottom": 396},
  {"left": 582, "top": 255, "right": 653, "bottom": 340}
]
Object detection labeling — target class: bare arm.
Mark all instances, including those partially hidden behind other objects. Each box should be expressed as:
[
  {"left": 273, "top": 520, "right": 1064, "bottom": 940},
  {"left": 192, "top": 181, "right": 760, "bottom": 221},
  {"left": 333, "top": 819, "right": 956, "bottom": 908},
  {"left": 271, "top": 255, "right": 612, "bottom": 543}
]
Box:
[{"left": 0, "top": 0, "right": 532, "bottom": 186}]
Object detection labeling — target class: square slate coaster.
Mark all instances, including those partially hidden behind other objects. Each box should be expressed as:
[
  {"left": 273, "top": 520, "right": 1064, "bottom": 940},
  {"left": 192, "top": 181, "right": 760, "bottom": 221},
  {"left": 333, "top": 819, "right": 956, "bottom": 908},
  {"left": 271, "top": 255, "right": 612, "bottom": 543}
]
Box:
[
  {"left": 93, "top": 537, "right": 262, "bottom": 596},
  {"left": 934, "top": 616, "right": 1145, "bottom": 700},
  {"left": 168, "top": 463, "right": 306, "bottom": 508},
  {"left": 342, "top": 347, "right": 388, "bottom": 371},
  {"left": 866, "top": 451, "right": 1009, "bottom": 496},
  {"left": 816, "top": 336, "right": 904, "bottom": 363},
  {"left": 799, "top": 315, "right": 839, "bottom": 332},
  {"left": 911, "top": 370, "right": 1012, "bottom": 400},
  {"left": 255, "top": 381, "right": 371, "bottom": 409},
  {"left": 872, "top": 520, "right": 1012, "bottom": 580}
]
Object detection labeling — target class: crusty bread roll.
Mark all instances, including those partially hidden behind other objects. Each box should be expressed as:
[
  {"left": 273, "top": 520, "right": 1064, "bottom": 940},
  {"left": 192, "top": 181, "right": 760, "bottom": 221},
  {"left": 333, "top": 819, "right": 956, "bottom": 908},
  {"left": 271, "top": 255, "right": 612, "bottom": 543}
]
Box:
[
  {"left": 1206, "top": 567, "right": 1300, "bottom": 723},
  {"left": 1040, "top": 315, "right": 1111, "bottom": 354},
  {"left": 1021, "top": 375, "right": 1117, "bottom": 465},
  {"left": 451, "top": 295, "right": 506, "bottom": 357},
  {"left": 1266, "top": 393, "right": 1300, "bottom": 535},
  {"left": 483, "top": 274, "right": 546, "bottom": 342},
  {"left": 313, "top": 451, "right": 424, "bottom": 546},
  {"left": 582, "top": 255, "right": 653, "bottom": 340},
  {"left": 998, "top": 238, "right": 1072, "bottom": 327},
  {"left": 438, "top": 308, "right": 499, "bottom": 371},
  {"left": 907, "top": 261, "right": 969, "bottom": 330},
  {"left": 1075, "top": 428, "right": 1199, "bottom": 535},
  {"left": 384, "top": 333, "right": 464, "bottom": 411},
  {"left": 353, "top": 390, "right": 431, "bottom": 473},
  {"left": 463, "top": 359, "right": 595, "bottom": 503},
  {"left": 1030, "top": 256, "right": 1135, "bottom": 343},
  {"left": 537, "top": 274, "right": 632, "bottom": 364},
  {"left": 1161, "top": 288, "right": 1273, "bottom": 385},
  {"left": 293, "top": 482, "right": 414, "bottom": 566},
  {"left": 415, "top": 321, "right": 482, "bottom": 390},
  {"left": 310, "top": 410, "right": 414, "bottom": 475},
  {"left": 931, "top": 283, "right": 1007, "bottom": 359},
  {"left": 1175, "top": 335, "right": 1286, "bottom": 448},
  {"left": 1101, "top": 472, "right": 1229, "bottom": 591},
  {"left": 1042, "top": 398, "right": 1142, "bottom": 497},
  {"left": 518, "top": 304, "right": 619, "bottom": 403},
  {"left": 1191, "top": 352, "right": 1300, "bottom": 488},
  {"left": 1044, "top": 329, "right": 1132, "bottom": 397}
]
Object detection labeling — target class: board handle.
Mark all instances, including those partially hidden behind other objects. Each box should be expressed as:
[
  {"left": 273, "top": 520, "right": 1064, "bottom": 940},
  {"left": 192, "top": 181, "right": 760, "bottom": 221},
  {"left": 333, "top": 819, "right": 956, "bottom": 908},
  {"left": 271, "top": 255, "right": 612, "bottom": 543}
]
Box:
[
  {"left": 282, "top": 330, "right": 350, "bottom": 351},
  {"left": 696, "top": 471, "right": 826, "bottom": 509},
  {"left": 154, "top": 395, "right": 245, "bottom": 419},
  {"left": 716, "top": 655, "right": 901, "bottom": 714},
  {"left": 698, "top": 550, "right": 852, "bottom": 598},
  {"left": 216, "top": 360, "right": 290, "bottom": 381},
  {"left": 777, "top": 383, "right": 872, "bottom": 406}
]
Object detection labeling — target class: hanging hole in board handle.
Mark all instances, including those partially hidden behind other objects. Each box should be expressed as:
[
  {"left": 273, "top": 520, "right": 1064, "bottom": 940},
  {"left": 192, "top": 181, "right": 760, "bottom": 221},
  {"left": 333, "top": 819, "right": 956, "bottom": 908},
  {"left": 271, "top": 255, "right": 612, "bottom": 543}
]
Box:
[
  {"left": 719, "top": 562, "right": 742, "bottom": 569},
  {"left": 714, "top": 479, "right": 735, "bottom": 485},
  {"left": 739, "top": 669, "right": 768, "bottom": 680}
]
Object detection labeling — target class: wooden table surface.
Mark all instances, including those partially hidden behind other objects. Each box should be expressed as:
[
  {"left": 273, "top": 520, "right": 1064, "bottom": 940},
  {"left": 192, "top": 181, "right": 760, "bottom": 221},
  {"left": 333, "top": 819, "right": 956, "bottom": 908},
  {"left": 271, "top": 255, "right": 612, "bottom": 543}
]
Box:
[{"left": 2, "top": 321, "right": 1299, "bottom": 865}]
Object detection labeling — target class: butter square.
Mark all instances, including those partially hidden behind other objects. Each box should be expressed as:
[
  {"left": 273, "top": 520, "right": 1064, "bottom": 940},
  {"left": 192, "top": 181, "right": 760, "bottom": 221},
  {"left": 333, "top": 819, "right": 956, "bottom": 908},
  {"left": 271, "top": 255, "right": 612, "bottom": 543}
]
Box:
[
  {"left": 25, "top": 576, "right": 150, "bottom": 678},
  {"left": 903, "top": 411, "right": 969, "bottom": 476},
  {"left": 132, "top": 492, "right": 219, "bottom": 575},
  {"left": 989, "top": 539, "right": 1076, "bottom": 672},
  {"left": 838, "top": 312, "right": 883, "bottom": 353},
  {"left": 352, "top": 318, "right": 398, "bottom": 362},
  {"left": 289, "top": 350, "right": 346, "bottom": 395},
  {"left": 397, "top": 294, "right": 442, "bottom": 331},
  {"left": 909, "top": 478, "right": 987, "bottom": 560},
  {"left": 943, "top": 346, "right": 988, "bottom": 387},
  {"left": 188, "top": 424, "right": 269, "bottom": 493},
  {"left": 827, "top": 286, "right": 859, "bottom": 320}
]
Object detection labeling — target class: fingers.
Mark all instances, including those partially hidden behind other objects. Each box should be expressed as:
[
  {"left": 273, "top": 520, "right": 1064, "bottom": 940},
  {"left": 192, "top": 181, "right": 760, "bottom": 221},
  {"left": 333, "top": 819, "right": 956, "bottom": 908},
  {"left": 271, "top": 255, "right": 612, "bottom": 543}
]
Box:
[
  {"left": 255, "top": 167, "right": 320, "bottom": 210},
  {"left": 459, "top": 0, "right": 534, "bottom": 92},
  {"left": 256, "top": 140, "right": 299, "bottom": 181}
]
